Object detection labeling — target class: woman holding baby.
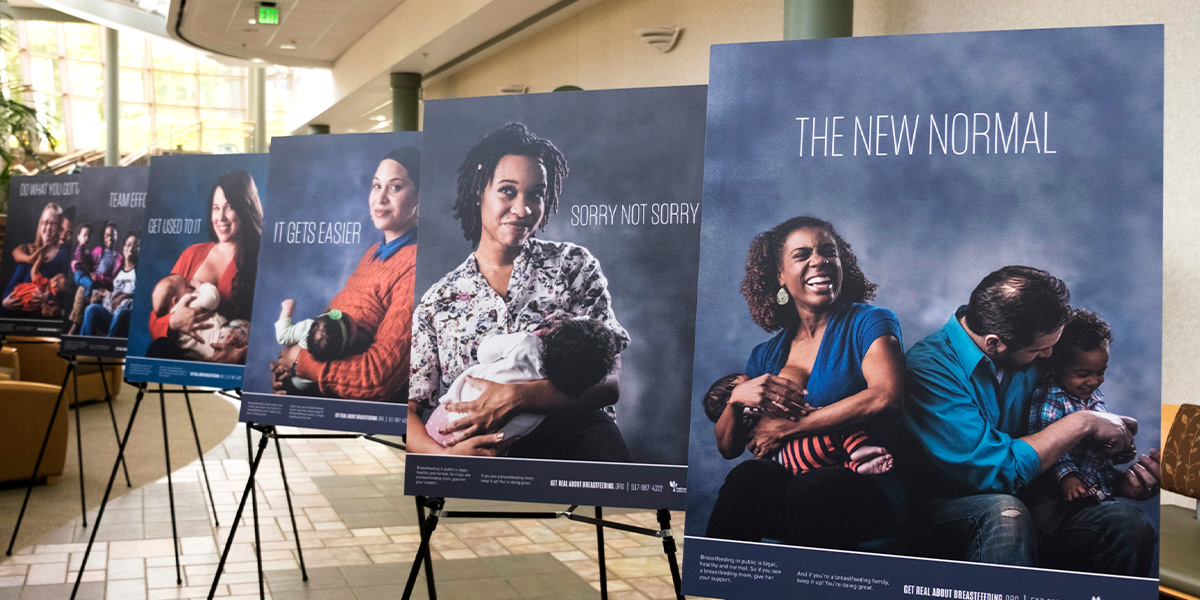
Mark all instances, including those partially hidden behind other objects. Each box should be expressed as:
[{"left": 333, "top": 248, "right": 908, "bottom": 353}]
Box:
[
  {"left": 703, "top": 216, "right": 906, "bottom": 550},
  {"left": 2, "top": 202, "right": 70, "bottom": 317},
  {"left": 407, "top": 123, "right": 631, "bottom": 461},
  {"left": 146, "top": 170, "right": 262, "bottom": 364},
  {"left": 269, "top": 147, "right": 421, "bottom": 402}
]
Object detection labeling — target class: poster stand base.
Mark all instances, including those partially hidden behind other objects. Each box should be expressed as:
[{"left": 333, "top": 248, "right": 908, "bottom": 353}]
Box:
[
  {"left": 401, "top": 496, "right": 684, "bottom": 600},
  {"left": 5, "top": 352, "right": 131, "bottom": 554},
  {"left": 205, "top": 421, "right": 366, "bottom": 600},
  {"left": 63, "top": 383, "right": 284, "bottom": 600}
]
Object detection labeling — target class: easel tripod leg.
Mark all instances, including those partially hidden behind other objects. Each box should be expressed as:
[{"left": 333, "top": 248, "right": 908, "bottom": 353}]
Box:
[
  {"left": 6, "top": 362, "right": 73, "bottom": 555},
  {"left": 656, "top": 509, "right": 683, "bottom": 600},
  {"left": 207, "top": 429, "right": 270, "bottom": 600},
  {"left": 416, "top": 497, "right": 436, "bottom": 600},
  {"left": 403, "top": 497, "right": 443, "bottom": 600},
  {"left": 101, "top": 361, "right": 132, "bottom": 488},
  {"left": 183, "top": 387, "right": 220, "bottom": 525},
  {"left": 71, "top": 358, "right": 88, "bottom": 527},
  {"left": 160, "top": 385, "right": 182, "bottom": 585},
  {"left": 69, "top": 383, "right": 147, "bottom": 600},
  {"left": 272, "top": 434, "right": 308, "bottom": 581},
  {"left": 595, "top": 506, "right": 607, "bottom": 599},
  {"left": 247, "top": 425, "right": 265, "bottom": 600}
]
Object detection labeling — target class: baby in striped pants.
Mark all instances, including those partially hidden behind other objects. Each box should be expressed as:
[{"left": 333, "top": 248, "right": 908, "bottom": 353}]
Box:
[{"left": 704, "top": 373, "right": 893, "bottom": 475}]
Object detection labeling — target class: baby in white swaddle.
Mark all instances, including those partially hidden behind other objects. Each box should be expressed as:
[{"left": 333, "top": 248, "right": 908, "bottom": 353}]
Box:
[{"left": 424, "top": 316, "right": 621, "bottom": 450}]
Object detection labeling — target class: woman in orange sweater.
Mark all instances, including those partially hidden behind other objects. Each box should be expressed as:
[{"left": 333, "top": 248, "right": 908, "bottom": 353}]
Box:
[{"left": 270, "top": 148, "right": 420, "bottom": 403}]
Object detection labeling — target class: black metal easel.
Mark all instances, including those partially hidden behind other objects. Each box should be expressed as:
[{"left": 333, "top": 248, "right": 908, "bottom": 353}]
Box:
[
  {"left": 66, "top": 382, "right": 271, "bottom": 600},
  {"left": 401, "top": 497, "right": 684, "bottom": 600},
  {"left": 5, "top": 351, "right": 131, "bottom": 554},
  {"left": 206, "top": 421, "right": 367, "bottom": 600}
]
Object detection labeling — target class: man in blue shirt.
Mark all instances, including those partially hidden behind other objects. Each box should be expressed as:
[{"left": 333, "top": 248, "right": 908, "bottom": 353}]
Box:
[{"left": 903, "top": 266, "right": 1158, "bottom": 575}]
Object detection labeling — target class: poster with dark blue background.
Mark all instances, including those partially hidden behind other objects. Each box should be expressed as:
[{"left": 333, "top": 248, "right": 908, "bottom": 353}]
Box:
[
  {"left": 125, "top": 154, "right": 268, "bottom": 388},
  {"left": 0, "top": 173, "right": 81, "bottom": 336},
  {"left": 684, "top": 26, "right": 1161, "bottom": 599},
  {"left": 239, "top": 132, "right": 420, "bottom": 435},
  {"left": 60, "top": 166, "right": 148, "bottom": 357},
  {"left": 404, "top": 86, "right": 706, "bottom": 509}
]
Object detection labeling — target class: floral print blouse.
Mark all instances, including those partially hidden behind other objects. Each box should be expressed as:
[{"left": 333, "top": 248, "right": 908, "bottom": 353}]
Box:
[{"left": 409, "top": 238, "right": 629, "bottom": 411}]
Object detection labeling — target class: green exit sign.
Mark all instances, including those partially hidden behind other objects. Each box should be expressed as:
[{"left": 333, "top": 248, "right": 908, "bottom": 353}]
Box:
[{"left": 258, "top": 4, "right": 279, "bottom": 25}]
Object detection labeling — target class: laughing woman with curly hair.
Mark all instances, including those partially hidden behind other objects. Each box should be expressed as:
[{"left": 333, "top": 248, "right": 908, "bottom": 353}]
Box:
[{"left": 704, "top": 216, "right": 907, "bottom": 550}]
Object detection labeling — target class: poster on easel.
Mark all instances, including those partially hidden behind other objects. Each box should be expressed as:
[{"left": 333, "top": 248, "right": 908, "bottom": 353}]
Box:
[
  {"left": 124, "top": 154, "right": 268, "bottom": 387},
  {"left": 0, "top": 172, "right": 82, "bottom": 337},
  {"left": 238, "top": 132, "right": 420, "bottom": 434},
  {"left": 682, "top": 26, "right": 1161, "bottom": 599},
  {"left": 59, "top": 166, "right": 149, "bottom": 357},
  {"left": 404, "top": 86, "right": 705, "bottom": 509}
]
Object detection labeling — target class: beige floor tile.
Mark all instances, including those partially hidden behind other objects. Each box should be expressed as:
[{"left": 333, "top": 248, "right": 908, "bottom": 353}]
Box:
[
  {"left": 109, "top": 539, "right": 177, "bottom": 559},
  {"left": 591, "top": 578, "right": 634, "bottom": 592},
  {"left": 107, "top": 557, "right": 145, "bottom": 580},
  {"left": 24, "top": 562, "right": 67, "bottom": 585},
  {"left": 107, "top": 578, "right": 148, "bottom": 600},
  {"left": 605, "top": 556, "right": 670, "bottom": 579},
  {"left": 0, "top": 576, "right": 23, "bottom": 587},
  {"left": 4, "top": 553, "right": 67, "bottom": 565}
]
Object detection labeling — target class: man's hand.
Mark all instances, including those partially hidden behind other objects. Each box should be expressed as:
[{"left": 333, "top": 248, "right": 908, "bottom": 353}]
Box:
[
  {"left": 1060, "top": 473, "right": 1089, "bottom": 501},
  {"left": 439, "top": 376, "right": 521, "bottom": 443},
  {"left": 729, "top": 374, "right": 812, "bottom": 420},
  {"left": 1116, "top": 449, "right": 1160, "bottom": 501},
  {"left": 1087, "top": 411, "right": 1136, "bottom": 455}
]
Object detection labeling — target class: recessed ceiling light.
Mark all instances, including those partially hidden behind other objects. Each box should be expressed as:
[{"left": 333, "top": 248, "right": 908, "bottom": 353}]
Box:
[
  {"left": 370, "top": 115, "right": 387, "bottom": 122},
  {"left": 251, "top": 58, "right": 265, "bottom": 63},
  {"left": 248, "top": 18, "right": 256, "bottom": 24},
  {"left": 346, "top": 129, "right": 357, "bottom": 133},
  {"left": 279, "top": 43, "right": 297, "bottom": 50}
]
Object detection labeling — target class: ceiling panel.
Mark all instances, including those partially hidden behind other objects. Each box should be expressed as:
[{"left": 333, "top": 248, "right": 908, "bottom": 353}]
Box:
[{"left": 174, "top": 0, "right": 406, "bottom": 66}]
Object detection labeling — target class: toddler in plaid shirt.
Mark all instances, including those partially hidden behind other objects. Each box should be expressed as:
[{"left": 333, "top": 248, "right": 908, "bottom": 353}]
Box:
[{"left": 1028, "top": 308, "right": 1122, "bottom": 508}]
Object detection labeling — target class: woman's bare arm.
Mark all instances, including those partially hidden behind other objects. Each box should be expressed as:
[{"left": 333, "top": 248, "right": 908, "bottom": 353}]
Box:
[
  {"left": 715, "top": 402, "right": 751, "bottom": 459},
  {"left": 749, "top": 335, "right": 904, "bottom": 457}
]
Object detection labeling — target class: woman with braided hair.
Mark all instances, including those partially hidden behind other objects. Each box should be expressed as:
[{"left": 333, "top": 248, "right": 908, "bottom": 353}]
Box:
[{"left": 408, "top": 123, "right": 632, "bottom": 460}]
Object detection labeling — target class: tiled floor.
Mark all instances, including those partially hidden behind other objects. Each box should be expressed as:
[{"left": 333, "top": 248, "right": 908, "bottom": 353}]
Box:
[{"left": 1, "top": 407, "right": 689, "bottom": 599}]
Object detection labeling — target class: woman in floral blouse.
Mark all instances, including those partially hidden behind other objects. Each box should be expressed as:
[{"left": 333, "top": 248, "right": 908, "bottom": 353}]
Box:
[{"left": 408, "top": 123, "right": 632, "bottom": 460}]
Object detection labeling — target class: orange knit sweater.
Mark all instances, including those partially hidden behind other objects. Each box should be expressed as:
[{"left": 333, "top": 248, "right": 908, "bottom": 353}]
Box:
[{"left": 295, "top": 243, "right": 415, "bottom": 402}]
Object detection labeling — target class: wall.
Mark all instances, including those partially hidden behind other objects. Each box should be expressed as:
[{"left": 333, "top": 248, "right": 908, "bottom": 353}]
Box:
[
  {"left": 422, "top": 0, "right": 782, "bottom": 99},
  {"left": 423, "top": 0, "right": 1199, "bottom": 509}
]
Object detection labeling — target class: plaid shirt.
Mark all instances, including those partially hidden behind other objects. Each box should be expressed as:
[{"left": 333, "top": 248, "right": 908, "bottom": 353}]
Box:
[{"left": 1028, "top": 385, "right": 1117, "bottom": 500}]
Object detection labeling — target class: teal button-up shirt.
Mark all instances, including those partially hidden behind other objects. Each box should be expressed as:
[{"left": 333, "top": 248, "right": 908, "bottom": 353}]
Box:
[{"left": 903, "top": 309, "right": 1043, "bottom": 495}]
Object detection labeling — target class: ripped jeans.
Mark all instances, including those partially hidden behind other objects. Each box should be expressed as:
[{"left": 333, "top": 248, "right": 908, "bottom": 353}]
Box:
[{"left": 918, "top": 494, "right": 1155, "bottom": 576}]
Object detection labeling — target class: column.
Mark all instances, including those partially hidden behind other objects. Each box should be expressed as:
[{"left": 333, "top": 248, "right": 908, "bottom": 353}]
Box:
[
  {"left": 248, "top": 67, "right": 267, "bottom": 152},
  {"left": 783, "top": 0, "right": 853, "bottom": 40},
  {"left": 390, "top": 72, "right": 421, "bottom": 132},
  {"left": 104, "top": 28, "right": 119, "bottom": 166}
]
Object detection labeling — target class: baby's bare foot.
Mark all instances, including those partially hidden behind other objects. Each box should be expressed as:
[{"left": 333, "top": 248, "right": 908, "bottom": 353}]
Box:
[{"left": 855, "top": 453, "right": 893, "bottom": 475}]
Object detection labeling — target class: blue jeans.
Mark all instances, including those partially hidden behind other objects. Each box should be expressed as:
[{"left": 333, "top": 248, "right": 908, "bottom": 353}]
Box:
[
  {"left": 1042, "top": 499, "right": 1156, "bottom": 576},
  {"left": 919, "top": 494, "right": 1154, "bottom": 576},
  {"left": 921, "top": 494, "right": 1036, "bottom": 566},
  {"left": 81, "top": 304, "right": 131, "bottom": 338}
]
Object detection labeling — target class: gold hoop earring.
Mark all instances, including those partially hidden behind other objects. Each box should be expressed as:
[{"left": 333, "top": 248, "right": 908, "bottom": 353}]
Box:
[{"left": 776, "top": 287, "right": 790, "bottom": 305}]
